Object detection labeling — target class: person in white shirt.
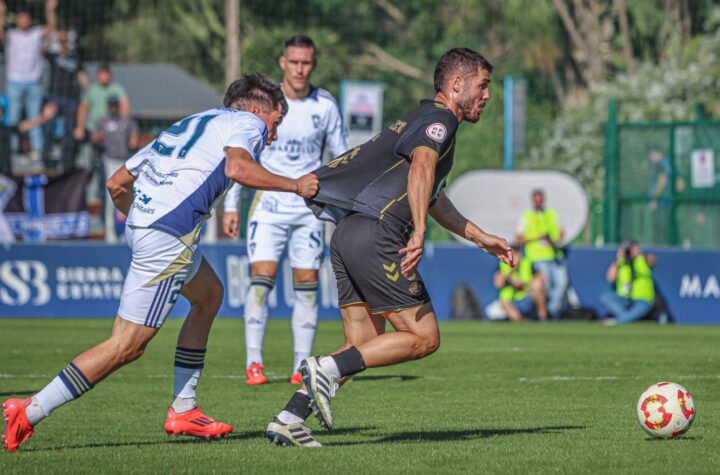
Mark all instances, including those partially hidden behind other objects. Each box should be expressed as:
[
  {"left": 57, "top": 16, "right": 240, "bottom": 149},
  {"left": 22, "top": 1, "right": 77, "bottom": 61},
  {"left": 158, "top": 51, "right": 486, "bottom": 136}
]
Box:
[
  {"left": 1, "top": 73, "right": 319, "bottom": 453},
  {"left": 222, "top": 35, "right": 348, "bottom": 385},
  {"left": 0, "top": 0, "right": 57, "bottom": 165}
]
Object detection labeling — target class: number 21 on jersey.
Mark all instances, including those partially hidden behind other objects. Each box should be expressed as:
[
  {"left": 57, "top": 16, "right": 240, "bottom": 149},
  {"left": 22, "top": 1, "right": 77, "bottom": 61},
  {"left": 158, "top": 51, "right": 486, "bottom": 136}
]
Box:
[{"left": 152, "top": 113, "right": 218, "bottom": 159}]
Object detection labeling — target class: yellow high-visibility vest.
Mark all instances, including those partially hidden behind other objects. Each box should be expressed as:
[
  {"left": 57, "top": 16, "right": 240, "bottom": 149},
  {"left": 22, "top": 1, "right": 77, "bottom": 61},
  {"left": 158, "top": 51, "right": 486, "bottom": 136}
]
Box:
[
  {"left": 521, "top": 208, "right": 561, "bottom": 262},
  {"left": 499, "top": 258, "right": 533, "bottom": 302},
  {"left": 615, "top": 255, "right": 655, "bottom": 303}
]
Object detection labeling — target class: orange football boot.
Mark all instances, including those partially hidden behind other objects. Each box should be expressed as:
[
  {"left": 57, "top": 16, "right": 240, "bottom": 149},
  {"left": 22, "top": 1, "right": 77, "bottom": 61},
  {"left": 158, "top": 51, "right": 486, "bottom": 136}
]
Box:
[
  {"left": 289, "top": 372, "right": 303, "bottom": 385},
  {"left": 164, "top": 407, "right": 232, "bottom": 438},
  {"left": 245, "top": 363, "right": 267, "bottom": 385},
  {"left": 2, "top": 398, "right": 34, "bottom": 453}
]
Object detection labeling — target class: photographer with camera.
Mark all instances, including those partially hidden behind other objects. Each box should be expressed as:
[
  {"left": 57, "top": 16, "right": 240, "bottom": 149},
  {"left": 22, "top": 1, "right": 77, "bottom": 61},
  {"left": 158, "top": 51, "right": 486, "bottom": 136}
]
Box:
[
  {"left": 600, "top": 240, "right": 657, "bottom": 326},
  {"left": 494, "top": 246, "right": 548, "bottom": 321}
]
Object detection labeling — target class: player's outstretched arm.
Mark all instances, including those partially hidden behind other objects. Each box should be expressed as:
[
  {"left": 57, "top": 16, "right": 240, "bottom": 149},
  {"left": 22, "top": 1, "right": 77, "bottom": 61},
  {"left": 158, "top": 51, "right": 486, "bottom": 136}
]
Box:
[
  {"left": 399, "top": 148, "right": 437, "bottom": 277},
  {"left": 225, "top": 147, "right": 318, "bottom": 197},
  {"left": 106, "top": 166, "right": 136, "bottom": 216},
  {"left": 430, "top": 191, "right": 516, "bottom": 267}
]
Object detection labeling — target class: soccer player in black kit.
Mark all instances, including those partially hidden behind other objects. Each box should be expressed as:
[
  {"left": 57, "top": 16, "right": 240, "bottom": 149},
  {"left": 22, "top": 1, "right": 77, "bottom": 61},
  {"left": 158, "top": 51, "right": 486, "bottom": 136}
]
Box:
[{"left": 266, "top": 47, "right": 516, "bottom": 447}]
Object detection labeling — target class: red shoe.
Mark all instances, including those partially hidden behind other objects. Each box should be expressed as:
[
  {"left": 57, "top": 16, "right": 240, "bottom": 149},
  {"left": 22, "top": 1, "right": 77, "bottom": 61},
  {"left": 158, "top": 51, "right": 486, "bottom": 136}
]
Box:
[
  {"left": 290, "top": 372, "right": 303, "bottom": 385},
  {"left": 2, "top": 398, "right": 34, "bottom": 453},
  {"left": 245, "top": 363, "right": 267, "bottom": 385},
  {"left": 164, "top": 407, "right": 232, "bottom": 439}
]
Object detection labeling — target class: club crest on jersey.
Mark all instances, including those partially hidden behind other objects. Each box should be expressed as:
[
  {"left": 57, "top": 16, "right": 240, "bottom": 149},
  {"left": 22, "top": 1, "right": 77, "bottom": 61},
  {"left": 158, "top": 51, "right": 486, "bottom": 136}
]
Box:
[
  {"left": 409, "top": 281, "right": 424, "bottom": 297},
  {"left": 426, "top": 123, "right": 447, "bottom": 142}
]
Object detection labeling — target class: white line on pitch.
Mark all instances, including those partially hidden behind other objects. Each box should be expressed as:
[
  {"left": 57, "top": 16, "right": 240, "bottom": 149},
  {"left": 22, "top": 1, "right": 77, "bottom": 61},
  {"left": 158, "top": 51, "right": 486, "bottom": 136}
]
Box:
[{"left": 517, "top": 374, "right": 720, "bottom": 383}]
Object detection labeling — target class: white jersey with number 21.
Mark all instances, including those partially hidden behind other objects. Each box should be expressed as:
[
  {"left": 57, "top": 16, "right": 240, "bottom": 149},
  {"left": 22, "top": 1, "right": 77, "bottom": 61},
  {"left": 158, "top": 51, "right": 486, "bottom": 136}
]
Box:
[{"left": 124, "top": 108, "right": 268, "bottom": 243}]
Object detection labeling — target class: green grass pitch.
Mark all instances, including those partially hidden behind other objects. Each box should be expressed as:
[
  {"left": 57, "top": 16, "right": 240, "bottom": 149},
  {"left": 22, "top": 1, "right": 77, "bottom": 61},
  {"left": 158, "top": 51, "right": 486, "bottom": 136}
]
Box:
[{"left": 1, "top": 319, "right": 718, "bottom": 474}]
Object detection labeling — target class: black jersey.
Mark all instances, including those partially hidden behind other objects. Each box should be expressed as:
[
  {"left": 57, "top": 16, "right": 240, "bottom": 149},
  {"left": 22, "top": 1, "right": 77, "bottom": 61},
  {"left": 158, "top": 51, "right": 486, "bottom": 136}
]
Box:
[{"left": 306, "top": 99, "right": 458, "bottom": 230}]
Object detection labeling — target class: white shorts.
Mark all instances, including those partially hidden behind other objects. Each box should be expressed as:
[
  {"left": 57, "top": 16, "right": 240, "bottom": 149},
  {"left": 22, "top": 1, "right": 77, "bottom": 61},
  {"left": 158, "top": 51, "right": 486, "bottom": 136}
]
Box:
[
  {"left": 247, "top": 210, "right": 324, "bottom": 270},
  {"left": 118, "top": 226, "right": 203, "bottom": 328}
]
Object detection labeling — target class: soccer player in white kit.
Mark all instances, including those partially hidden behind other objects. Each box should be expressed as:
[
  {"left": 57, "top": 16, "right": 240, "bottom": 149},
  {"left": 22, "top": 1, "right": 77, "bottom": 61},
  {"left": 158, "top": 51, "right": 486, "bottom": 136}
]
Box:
[
  {"left": 222, "top": 35, "right": 348, "bottom": 385},
  {"left": 1, "top": 73, "right": 319, "bottom": 452}
]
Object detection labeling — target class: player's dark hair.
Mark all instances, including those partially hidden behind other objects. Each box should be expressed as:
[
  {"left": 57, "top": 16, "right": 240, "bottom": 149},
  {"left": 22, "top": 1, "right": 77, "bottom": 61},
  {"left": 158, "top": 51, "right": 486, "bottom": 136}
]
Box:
[
  {"left": 283, "top": 34, "right": 316, "bottom": 56},
  {"left": 224, "top": 73, "right": 289, "bottom": 117},
  {"left": 434, "top": 47, "right": 493, "bottom": 93}
]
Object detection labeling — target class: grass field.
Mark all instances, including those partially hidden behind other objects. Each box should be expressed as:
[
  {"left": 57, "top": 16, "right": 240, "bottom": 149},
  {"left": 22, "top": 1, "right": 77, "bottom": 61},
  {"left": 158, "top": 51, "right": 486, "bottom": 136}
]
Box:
[{"left": 0, "top": 319, "right": 718, "bottom": 474}]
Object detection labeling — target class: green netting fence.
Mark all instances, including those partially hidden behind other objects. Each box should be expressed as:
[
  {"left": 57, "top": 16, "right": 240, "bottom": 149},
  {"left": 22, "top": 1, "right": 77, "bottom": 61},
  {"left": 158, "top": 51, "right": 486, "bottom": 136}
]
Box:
[{"left": 604, "top": 100, "right": 720, "bottom": 248}]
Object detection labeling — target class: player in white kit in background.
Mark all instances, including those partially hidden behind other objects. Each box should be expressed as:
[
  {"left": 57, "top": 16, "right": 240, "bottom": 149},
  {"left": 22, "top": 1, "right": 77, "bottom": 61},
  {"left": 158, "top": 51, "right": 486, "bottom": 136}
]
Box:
[
  {"left": 1, "top": 74, "right": 319, "bottom": 452},
  {"left": 222, "top": 35, "right": 348, "bottom": 385}
]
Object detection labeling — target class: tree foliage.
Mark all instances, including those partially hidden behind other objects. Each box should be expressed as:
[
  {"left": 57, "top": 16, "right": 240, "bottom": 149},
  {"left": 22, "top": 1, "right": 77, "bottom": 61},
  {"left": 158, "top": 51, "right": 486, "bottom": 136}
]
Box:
[{"left": 54, "top": 0, "right": 717, "bottom": 203}]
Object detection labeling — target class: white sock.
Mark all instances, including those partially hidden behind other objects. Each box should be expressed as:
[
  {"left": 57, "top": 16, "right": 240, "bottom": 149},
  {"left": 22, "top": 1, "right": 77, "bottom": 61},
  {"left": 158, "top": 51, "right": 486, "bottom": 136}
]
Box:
[
  {"left": 293, "top": 352, "right": 310, "bottom": 374},
  {"left": 172, "top": 347, "right": 206, "bottom": 413},
  {"left": 28, "top": 363, "right": 93, "bottom": 425},
  {"left": 319, "top": 356, "right": 341, "bottom": 380},
  {"left": 278, "top": 410, "right": 304, "bottom": 425},
  {"left": 291, "top": 284, "right": 318, "bottom": 372},
  {"left": 244, "top": 278, "right": 273, "bottom": 368}
]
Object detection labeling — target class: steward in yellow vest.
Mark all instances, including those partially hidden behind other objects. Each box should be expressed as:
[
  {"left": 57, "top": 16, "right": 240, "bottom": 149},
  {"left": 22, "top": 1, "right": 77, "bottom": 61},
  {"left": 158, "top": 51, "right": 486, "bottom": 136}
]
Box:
[{"left": 515, "top": 189, "right": 568, "bottom": 318}]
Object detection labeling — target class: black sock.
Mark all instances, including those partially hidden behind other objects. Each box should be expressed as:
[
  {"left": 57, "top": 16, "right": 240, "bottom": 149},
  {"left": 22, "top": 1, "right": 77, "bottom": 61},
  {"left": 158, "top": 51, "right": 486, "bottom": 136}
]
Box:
[
  {"left": 284, "top": 391, "right": 312, "bottom": 420},
  {"left": 332, "top": 346, "right": 366, "bottom": 377}
]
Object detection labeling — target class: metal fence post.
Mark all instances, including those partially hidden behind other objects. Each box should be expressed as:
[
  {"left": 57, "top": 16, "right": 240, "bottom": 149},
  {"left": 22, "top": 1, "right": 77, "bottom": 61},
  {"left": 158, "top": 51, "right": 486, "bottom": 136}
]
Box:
[{"left": 604, "top": 98, "right": 619, "bottom": 244}]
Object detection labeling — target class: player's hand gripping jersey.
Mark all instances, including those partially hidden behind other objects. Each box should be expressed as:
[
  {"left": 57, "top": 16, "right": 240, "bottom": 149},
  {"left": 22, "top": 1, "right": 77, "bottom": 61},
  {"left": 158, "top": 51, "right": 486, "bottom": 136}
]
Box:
[
  {"left": 124, "top": 108, "right": 267, "bottom": 243},
  {"left": 307, "top": 100, "right": 458, "bottom": 230},
  {"left": 224, "top": 87, "right": 347, "bottom": 216}
]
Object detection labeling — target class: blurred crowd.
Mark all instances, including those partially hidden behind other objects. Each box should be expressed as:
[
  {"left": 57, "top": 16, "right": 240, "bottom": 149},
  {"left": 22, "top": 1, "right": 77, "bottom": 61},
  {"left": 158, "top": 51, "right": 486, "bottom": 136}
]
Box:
[{"left": 0, "top": 0, "right": 139, "bottom": 240}]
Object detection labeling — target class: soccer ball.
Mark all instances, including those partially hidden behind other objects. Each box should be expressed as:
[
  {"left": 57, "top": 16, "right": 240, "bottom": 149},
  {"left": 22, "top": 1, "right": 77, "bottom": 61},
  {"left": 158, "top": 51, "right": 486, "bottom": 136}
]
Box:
[{"left": 636, "top": 382, "right": 695, "bottom": 439}]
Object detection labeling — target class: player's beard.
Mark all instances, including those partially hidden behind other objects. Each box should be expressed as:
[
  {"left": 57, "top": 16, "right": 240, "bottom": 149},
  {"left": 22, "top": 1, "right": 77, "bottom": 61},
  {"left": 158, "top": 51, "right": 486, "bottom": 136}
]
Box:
[{"left": 458, "top": 89, "right": 483, "bottom": 123}]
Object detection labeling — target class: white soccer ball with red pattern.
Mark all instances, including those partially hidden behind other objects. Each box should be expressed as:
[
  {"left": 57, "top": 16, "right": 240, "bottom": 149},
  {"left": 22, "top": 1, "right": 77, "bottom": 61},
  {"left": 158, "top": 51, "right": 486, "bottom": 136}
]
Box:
[{"left": 636, "top": 382, "right": 695, "bottom": 439}]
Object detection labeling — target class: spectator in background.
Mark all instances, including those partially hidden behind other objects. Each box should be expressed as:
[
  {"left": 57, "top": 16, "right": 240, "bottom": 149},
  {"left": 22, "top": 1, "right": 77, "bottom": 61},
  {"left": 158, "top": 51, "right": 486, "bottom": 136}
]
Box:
[
  {"left": 515, "top": 189, "right": 568, "bottom": 319},
  {"left": 647, "top": 145, "right": 672, "bottom": 210},
  {"left": 0, "top": 0, "right": 58, "bottom": 169},
  {"left": 494, "top": 246, "right": 548, "bottom": 321},
  {"left": 91, "top": 95, "right": 138, "bottom": 242},
  {"left": 73, "top": 64, "right": 130, "bottom": 142},
  {"left": 45, "top": 28, "right": 89, "bottom": 171},
  {"left": 0, "top": 101, "right": 57, "bottom": 174},
  {"left": 600, "top": 240, "right": 656, "bottom": 326}
]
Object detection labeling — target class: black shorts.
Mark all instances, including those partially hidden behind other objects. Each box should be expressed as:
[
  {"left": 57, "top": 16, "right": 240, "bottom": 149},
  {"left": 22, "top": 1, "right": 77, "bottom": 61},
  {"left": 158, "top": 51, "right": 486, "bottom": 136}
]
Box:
[{"left": 330, "top": 213, "right": 431, "bottom": 314}]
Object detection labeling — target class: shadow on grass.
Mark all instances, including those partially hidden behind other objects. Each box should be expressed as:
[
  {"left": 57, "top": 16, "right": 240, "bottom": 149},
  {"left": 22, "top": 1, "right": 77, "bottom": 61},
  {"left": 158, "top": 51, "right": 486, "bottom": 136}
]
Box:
[
  {"left": 331, "top": 425, "right": 587, "bottom": 446},
  {"left": 352, "top": 375, "right": 419, "bottom": 382},
  {"left": 22, "top": 426, "right": 380, "bottom": 452},
  {"left": 0, "top": 390, "right": 38, "bottom": 397},
  {"left": 644, "top": 436, "right": 701, "bottom": 441}
]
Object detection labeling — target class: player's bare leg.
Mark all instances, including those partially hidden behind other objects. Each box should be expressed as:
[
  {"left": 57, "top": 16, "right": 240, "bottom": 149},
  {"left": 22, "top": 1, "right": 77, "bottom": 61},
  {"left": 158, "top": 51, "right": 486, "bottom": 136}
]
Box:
[
  {"left": 290, "top": 267, "right": 320, "bottom": 384},
  {"left": 244, "top": 260, "right": 278, "bottom": 384},
  {"left": 165, "top": 258, "right": 232, "bottom": 438},
  {"left": 3, "top": 314, "right": 158, "bottom": 452},
  {"left": 301, "top": 303, "right": 438, "bottom": 430},
  {"left": 356, "top": 302, "right": 439, "bottom": 367}
]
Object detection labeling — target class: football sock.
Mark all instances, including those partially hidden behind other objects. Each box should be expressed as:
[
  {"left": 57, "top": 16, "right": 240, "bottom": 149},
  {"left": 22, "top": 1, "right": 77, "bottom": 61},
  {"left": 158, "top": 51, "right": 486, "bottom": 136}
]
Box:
[
  {"left": 244, "top": 276, "right": 274, "bottom": 368},
  {"left": 278, "top": 389, "right": 312, "bottom": 424},
  {"left": 291, "top": 282, "right": 318, "bottom": 371},
  {"left": 172, "top": 347, "right": 206, "bottom": 413},
  {"left": 319, "top": 356, "right": 341, "bottom": 379},
  {"left": 329, "top": 346, "right": 366, "bottom": 378},
  {"left": 27, "top": 362, "right": 94, "bottom": 425}
]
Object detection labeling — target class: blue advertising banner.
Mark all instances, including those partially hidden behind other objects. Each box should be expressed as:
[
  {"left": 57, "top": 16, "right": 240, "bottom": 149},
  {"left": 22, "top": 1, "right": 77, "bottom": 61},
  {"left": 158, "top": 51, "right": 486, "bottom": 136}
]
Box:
[{"left": 0, "top": 243, "right": 718, "bottom": 324}]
